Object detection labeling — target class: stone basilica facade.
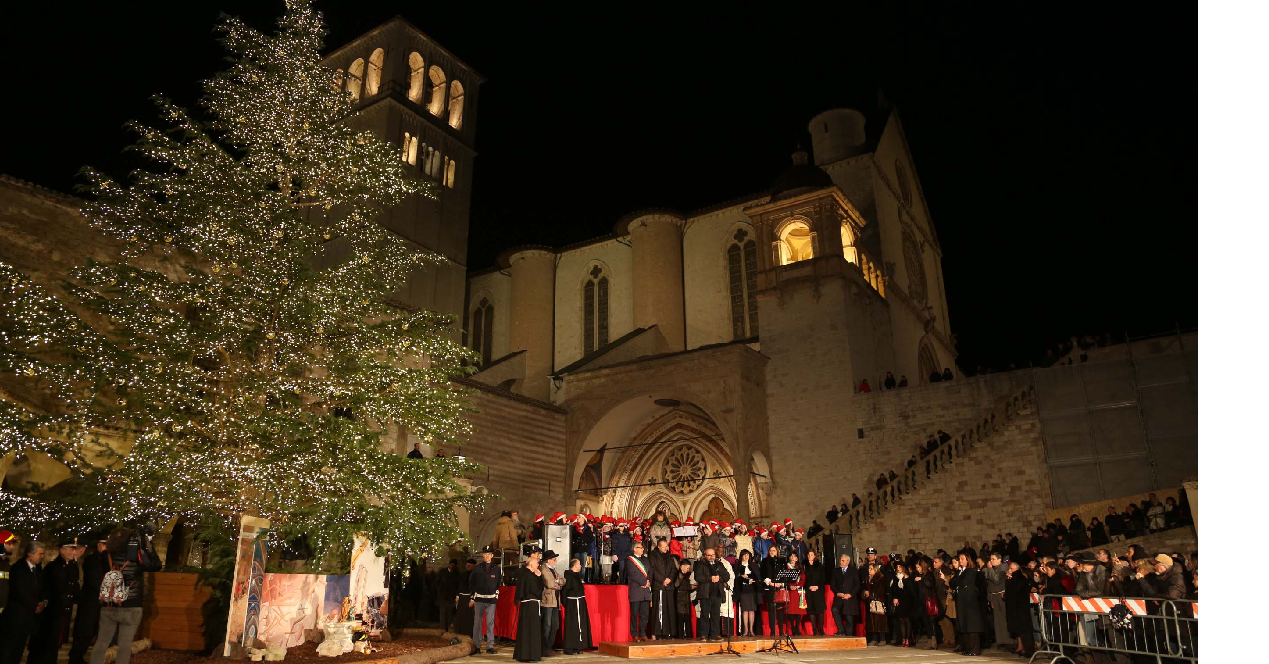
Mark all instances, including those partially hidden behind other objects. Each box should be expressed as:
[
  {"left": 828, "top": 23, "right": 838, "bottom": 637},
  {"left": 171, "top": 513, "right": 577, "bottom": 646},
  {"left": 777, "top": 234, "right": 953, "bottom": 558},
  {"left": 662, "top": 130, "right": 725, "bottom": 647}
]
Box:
[{"left": 2, "top": 18, "right": 1196, "bottom": 554}]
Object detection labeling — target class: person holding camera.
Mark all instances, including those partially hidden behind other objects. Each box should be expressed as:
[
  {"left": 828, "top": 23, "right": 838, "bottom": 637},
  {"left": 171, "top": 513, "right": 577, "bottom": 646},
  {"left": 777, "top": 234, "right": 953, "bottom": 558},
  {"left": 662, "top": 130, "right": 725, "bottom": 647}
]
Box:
[{"left": 88, "top": 528, "right": 160, "bottom": 664}]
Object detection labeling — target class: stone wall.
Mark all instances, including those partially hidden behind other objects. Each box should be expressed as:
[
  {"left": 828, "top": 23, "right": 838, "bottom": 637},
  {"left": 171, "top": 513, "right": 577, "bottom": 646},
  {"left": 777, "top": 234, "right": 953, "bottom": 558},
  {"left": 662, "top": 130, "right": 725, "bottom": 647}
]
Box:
[
  {"left": 457, "top": 380, "right": 569, "bottom": 547},
  {"left": 846, "top": 371, "right": 1036, "bottom": 504},
  {"left": 849, "top": 407, "right": 1050, "bottom": 554}
]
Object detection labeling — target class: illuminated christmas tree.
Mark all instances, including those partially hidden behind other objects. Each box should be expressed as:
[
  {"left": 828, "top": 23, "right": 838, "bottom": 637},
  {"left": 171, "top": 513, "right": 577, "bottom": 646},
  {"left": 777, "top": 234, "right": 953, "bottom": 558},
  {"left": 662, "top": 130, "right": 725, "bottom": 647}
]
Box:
[{"left": 0, "top": 0, "right": 484, "bottom": 562}]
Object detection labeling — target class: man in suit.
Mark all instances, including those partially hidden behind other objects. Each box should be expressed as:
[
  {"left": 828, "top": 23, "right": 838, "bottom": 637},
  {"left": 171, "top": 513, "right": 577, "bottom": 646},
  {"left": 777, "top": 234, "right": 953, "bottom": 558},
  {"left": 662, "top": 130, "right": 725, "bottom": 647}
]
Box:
[
  {"left": 30, "top": 537, "right": 80, "bottom": 664},
  {"left": 626, "top": 540, "right": 651, "bottom": 641},
  {"left": 830, "top": 553, "right": 860, "bottom": 637},
  {"left": 693, "top": 547, "right": 731, "bottom": 641},
  {"left": 0, "top": 540, "right": 45, "bottom": 664}
]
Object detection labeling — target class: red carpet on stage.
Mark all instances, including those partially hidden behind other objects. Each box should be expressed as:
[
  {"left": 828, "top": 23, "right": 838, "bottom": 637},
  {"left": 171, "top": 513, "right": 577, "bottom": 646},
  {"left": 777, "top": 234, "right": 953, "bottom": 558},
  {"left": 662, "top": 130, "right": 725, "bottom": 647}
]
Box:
[{"left": 481, "top": 585, "right": 867, "bottom": 643}]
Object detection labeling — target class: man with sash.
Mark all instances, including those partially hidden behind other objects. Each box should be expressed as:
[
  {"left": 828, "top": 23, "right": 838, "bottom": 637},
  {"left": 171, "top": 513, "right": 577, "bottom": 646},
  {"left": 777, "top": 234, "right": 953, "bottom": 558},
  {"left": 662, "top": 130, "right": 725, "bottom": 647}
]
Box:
[{"left": 626, "top": 540, "right": 652, "bottom": 641}]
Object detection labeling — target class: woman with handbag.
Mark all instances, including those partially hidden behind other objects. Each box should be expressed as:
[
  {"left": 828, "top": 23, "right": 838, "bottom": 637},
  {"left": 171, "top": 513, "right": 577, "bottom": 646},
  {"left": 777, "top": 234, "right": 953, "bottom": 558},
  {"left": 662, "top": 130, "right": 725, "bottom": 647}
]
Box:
[
  {"left": 888, "top": 562, "right": 916, "bottom": 647},
  {"left": 913, "top": 558, "right": 939, "bottom": 649},
  {"left": 802, "top": 549, "right": 829, "bottom": 636},
  {"left": 863, "top": 564, "right": 888, "bottom": 646}
]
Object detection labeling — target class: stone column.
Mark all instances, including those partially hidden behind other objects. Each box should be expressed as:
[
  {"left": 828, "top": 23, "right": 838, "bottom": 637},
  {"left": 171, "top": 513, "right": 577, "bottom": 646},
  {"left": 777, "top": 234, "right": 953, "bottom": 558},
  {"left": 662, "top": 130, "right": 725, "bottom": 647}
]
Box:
[
  {"left": 629, "top": 214, "right": 685, "bottom": 351},
  {"left": 508, "top": 248, "right": 556, "bottom": 401}
]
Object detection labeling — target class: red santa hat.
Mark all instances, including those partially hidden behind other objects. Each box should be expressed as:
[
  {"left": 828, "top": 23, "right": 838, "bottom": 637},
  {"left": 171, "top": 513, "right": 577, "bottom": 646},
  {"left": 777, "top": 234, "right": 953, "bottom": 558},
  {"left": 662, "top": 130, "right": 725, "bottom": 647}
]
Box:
[
  {"left": 722, "top": 524, "right": 733, "bottom": 533},
  {"left": 795, "top": 528, "right": 804, "bottom": 537},
  {"left": 783, "top": 518, "right": 793, "bottom": 526},
  {"left": 633, "top": 534, "right": 643, "bottom": 543},
  {"left": 733, "top": 520, "right": 745, "bottom": 529},
  {"left": 685, "top": 518, "right": 695, "bottom": 526},
  {"left": 616, "top": 519, "right": 629, "bottom": 528},
  {"left": 534, "top": 514, "right": 544, "bottom": 523},
  {"left": 574, "top": 514, "right": 586, "bottom": 523},
  {"left": 552, "top": 512, "right": 567, "bottom": 523},
  {"left": 776, "top": 524, "right": 787, "bottom": 534},
  {"left": 671, "top": 520, "right": 682, "bottom": 527},
  {"left": 770, "top": 522, "right": 780, "bottom": 531}
]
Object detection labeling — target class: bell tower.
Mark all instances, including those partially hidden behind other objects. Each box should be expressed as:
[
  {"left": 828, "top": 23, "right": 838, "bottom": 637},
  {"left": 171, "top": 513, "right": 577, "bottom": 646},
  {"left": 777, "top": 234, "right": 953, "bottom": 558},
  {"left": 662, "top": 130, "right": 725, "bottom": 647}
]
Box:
[{"left": 745, "top": 150, "right": 894, "bottom": 520}]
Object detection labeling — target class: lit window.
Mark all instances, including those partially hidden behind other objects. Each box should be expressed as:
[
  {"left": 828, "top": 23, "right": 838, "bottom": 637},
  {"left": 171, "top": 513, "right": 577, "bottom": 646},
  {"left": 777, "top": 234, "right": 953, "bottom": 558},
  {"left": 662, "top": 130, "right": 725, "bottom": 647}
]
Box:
[
  {"left": 365, "top": 48, "right": 384, "bottom": 96},
  {"left": 345, "top": 58, "right": 365, "bottom": 101},
  {"left": 841, "top": 222, "right": 857, "bottom": 264},
  {"left": 448, "top": 80, "right": 465, "bottom": 129},
  {"left": 444, "top": 157, "right": 456, "bottom": 188},
  {"left": 777, "top": 221, "right": 815, "bottom": 265},
  {"left": 401, "top": 132, "right": 418, "bottom": 166},
  {"left": 407, "top": 52, "right": 425, "bottom": 103},
  {"left": 583, "top": 266, "right": 609, "bottom": 354},
  {"left": 427, "top": 66, "right": 447, "bottom": 117},
  {"left": 727, "top": 230, "right": 760, "bottom": 339}
]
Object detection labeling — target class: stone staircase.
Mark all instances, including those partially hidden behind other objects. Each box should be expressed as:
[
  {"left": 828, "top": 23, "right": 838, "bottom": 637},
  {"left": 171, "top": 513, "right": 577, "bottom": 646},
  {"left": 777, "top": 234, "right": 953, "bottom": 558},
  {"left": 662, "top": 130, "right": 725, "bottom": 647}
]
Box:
[{"left": 842, "top": 385, "right": 1037, "bottom": 533}]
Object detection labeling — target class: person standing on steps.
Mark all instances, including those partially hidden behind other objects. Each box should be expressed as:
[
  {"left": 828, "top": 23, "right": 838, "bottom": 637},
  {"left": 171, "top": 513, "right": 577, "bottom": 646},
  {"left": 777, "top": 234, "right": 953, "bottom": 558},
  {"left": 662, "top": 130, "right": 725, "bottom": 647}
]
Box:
[{"left": 626, "top": 540, "right": 652, "bottom": 642}]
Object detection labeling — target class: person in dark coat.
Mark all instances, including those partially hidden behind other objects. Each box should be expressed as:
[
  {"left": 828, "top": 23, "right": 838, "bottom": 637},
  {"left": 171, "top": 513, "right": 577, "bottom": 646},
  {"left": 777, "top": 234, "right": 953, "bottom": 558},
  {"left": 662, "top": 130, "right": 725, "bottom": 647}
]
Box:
[
  {"left": 625, "top": 541, "right": 651, "bottom": 641},
  {"left": 434, "top": 559, "right": 460, "bottom": 632},
  {"left": 1088, "top": 518, "right": 1109, "bottom": 546},
  {"left": 610, "top": 522, "right": 632, "bottom": 585},
  {"left": 89, "top": 528, "right": 161, "bottom": 664},
  {"left": 759, "top": 545, "right": 784, "bottom": 637},
  {"left": 561, "top": 559, "right": 592, "bottom": 654},
  {"left": 513, "top": 557, "right": 545, "bottom": 663},
  {"left": 829, "top": 554, "right": 860, "bottom": 638},
  {"left": 914, "top": 559, "right": 941, "bottom": 649},
  {"left": 733, "top": 550, "right": 759, "bottom": 636},
  {"left": 1003, "top": 561, "right": 1035, "bottom": 656},
  {"left": 887, "top": 563, "right": 916, "bottom": 647},
  {"left": 0, "top": 540, "right": 45, "bottom": 664},
  {"left": 470, "top": 546, "right": 503, "bottom": 655},
  {"left": 671, "top": 559, "right": 695, "bottom": 639},
  {"left": 647, "top": 539, "right": 677, "bottom": 639},
  {"left": 453, "top": 558, "right": 476, "bottom": 637},
  {"left": 693, "top": 547, "right": 731, "bottom": 641},
  {"left": 0, "top": 531, "right": 17, "bottom": 633},
  {"left": 801, "top": 550, "right": 828, "bottom": 636},
  {"left": 950, "top": 554, "right": 984, "bottom": 655},
  {"left": 68, "top": 535, "right": 107, "bottom": 664},
  {"left": 31, "top": 538, "right": 81, "bottom": 664},
  {"left": 863, "top": 564, "right": 888, "bottom": 645}
]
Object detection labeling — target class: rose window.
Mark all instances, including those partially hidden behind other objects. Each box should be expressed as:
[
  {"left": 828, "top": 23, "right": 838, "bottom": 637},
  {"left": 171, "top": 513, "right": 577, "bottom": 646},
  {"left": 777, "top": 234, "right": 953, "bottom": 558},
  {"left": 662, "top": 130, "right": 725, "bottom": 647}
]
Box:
[{"left": 663, "top": 445, "right": 707, "bottom": 495}]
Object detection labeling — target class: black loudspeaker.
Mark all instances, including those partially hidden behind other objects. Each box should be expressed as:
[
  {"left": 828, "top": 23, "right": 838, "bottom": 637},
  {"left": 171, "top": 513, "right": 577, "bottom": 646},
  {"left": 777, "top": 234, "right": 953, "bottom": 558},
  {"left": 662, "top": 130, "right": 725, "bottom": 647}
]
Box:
[
  {"left": 822, "top": 533, "right": 855, "bottom": 564},
  {"left": 822, "top": 534, "right": 836, "bottom": 562}
]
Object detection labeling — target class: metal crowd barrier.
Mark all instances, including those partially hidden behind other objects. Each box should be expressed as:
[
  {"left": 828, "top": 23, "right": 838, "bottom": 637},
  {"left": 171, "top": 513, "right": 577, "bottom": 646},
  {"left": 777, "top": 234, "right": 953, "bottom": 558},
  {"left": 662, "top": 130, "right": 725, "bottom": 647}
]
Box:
[{"left": 1032, "top": 594, "right": 1198, "bottom": 664}]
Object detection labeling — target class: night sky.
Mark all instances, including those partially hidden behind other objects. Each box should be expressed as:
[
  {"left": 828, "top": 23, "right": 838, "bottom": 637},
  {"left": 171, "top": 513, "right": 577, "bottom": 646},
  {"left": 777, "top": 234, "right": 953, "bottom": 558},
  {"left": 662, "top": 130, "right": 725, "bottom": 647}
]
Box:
[{"left": 0, "top": 2, "right": 1195, "bottom": 371}]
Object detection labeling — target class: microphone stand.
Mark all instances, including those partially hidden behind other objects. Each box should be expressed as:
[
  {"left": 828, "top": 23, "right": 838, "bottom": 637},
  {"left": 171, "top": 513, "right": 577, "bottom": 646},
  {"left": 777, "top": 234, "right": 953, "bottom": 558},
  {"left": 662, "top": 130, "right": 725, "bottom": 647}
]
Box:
[{"left": 707, "top": 578, "right": 739, "bottom": 657}]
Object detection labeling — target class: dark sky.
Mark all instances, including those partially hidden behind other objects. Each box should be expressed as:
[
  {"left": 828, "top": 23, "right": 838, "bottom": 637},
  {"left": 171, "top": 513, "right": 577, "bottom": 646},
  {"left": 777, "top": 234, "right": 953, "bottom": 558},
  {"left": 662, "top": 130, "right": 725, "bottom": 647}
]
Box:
[{"left": 1, "top": 2, "right": 1195, "bottom": 371}]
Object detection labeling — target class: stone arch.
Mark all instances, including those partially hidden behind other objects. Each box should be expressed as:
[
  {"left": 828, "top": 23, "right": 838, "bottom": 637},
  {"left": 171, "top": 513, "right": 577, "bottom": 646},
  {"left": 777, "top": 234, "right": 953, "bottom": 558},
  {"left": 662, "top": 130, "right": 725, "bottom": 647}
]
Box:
[{"left": 774, "top": 215, "right": 816, "bottom": 265}]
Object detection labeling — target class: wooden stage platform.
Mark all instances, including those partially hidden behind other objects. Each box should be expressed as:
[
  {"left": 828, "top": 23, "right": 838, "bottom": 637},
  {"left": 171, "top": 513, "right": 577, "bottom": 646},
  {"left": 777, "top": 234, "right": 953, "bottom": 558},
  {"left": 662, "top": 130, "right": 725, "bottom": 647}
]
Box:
[{"left": 597, "top": 635, "right": 867, "bottom": 658}]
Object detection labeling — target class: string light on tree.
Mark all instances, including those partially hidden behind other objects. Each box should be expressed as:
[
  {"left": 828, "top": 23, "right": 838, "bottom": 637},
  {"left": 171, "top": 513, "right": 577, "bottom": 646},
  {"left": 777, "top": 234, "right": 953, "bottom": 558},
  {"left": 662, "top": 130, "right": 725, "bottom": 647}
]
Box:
[{"left": 0, "top": 0, "right": 488, "bottom": 562}]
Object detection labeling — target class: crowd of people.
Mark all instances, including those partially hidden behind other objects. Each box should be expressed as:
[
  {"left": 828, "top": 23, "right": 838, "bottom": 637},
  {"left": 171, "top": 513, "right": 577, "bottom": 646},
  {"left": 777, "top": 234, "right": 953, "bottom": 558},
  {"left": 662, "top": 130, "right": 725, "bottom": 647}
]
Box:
[
  {"left": 467, "top": 504, "right": 1197, "bottom": 662},
  {"left": 0, "top": 527, "right": 161, "bottom": 664}
]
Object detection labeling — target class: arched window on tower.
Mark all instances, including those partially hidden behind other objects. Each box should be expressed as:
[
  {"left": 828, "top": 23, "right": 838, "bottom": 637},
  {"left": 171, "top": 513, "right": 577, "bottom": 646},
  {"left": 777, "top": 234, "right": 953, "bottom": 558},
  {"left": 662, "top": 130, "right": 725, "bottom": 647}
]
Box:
[
  {"left": 841, "top": 222, "right": 858, "bottom": 265},
  {"left": 402, "top": 132, "right": 419, "bottom": 166},
  {"left": 444, "top": 157, "right": 456, "bottom": 188},
  {"left": 345, "top": 58, "right": 365, "bottom": 101},
  {"left": 365, "top": 48, "right": 384, "bottom": 96},
  {"left": 448, "top": 80, "right": 465, "bottom": 129},
  {"left": 470, "top": 298, "right": 494, "bottom": 365},
  {"left": 727, "top": 228, "right": 760, "bottom": 339},
  {"left": 582, "top": 265, "right": 610, "bottom": 354},
  {"left": 407, "top": 52, "right": 425, "bottom": 103},
  {"left": 427, "top": 66, "right": 447, "bottom": 117},
  {"left": 776, "top": 220, "right": 815, "bottom": 265}
]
